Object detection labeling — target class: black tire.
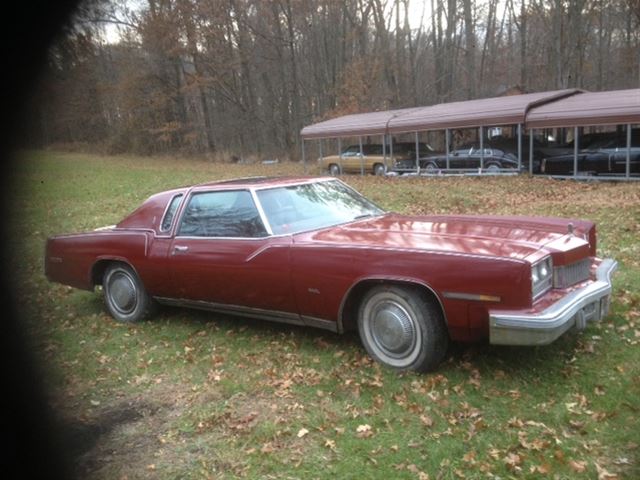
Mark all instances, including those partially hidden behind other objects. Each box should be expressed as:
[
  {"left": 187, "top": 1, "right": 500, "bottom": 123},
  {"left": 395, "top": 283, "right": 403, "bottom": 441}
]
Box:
[
  {"left": 103, "top": 263, "right": 156, "bottom": 323},
  {"left": 424, "top": 162, "right": 438, "bottom": 173},
  {"left": 358, "top": 285, "right": 448, "bottom": 372},
  {"left": 485, "top": 163, "right": 500, "bottom": 173},
  {"left": 328, "top": 164, "right": 341, "bottom": 176},
  {"left": 373, "top": 163, "right": 386, "bottom": 176}
]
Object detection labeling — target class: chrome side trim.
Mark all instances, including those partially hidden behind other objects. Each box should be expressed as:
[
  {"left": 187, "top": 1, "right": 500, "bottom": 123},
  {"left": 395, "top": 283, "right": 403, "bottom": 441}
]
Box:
[
  {"left": 154, "top": 297, "right": 338, "bottom": 333},
  {"left": 301, "top": 315, "right": 339, "bottom": 333},
  {"left": 94, "top": 224, "right": 116, "bottom": 231},
  {"left": 489, "top": 258, "right": 617, "bottom": 346},
  {"left": 442, "top": 292, "right": 501, "bottom": 302}
]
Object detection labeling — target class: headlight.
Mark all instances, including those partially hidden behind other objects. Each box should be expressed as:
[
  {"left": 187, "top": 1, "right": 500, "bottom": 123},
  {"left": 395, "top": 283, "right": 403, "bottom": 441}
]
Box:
[{"left": 532, "top": 256, "right": 553, "bottom": 299}]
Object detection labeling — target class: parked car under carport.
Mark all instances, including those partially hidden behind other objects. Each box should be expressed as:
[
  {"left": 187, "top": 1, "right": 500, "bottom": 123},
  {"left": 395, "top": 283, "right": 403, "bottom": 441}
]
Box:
[{"left": 541, "top": 134, "right": 640, "bottom": 176}]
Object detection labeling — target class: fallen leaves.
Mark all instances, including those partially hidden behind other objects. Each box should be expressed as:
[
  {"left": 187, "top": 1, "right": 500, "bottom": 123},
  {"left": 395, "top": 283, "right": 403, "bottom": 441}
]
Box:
[
  {"left": 323, "top": 439, "right": 336, "bottom": 450},
  {"left": 569, "top": 459, "right": 588, "bottom": 473},
  {"left": 595, "top": 462, "right": 619, "bottom": 479},
  {"left": 356, "top": 424, "right": 373, "bottom": 438},
  {"left": 503, "top": 452, "right": 523, "bottom": 472},
  {"left": 419, "top": 414, "right": 434, "bottom": 428}
]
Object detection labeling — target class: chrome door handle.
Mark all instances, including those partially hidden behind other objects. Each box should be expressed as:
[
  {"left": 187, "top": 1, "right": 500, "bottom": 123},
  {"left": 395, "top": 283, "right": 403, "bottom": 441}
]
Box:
[{"left": 173, "top": 245, "right": 189, "bottom": 254}]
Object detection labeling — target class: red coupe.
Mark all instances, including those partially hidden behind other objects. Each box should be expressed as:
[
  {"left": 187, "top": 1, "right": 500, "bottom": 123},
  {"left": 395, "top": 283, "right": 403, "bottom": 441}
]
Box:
[{"left": 45, "top": 177, "right": 617, "bottom": 372}]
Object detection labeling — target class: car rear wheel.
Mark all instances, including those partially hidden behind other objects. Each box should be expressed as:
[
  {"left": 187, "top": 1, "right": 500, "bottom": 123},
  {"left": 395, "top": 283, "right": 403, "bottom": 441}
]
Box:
[
  {"left": 424, "top": 162, "right": 438, "bottom": 173},
  {"left": 328, "top": 164, "right": 341, "bottom": 176},
  {"left": 358, "top": 285, "right": 448, "bottom": 372},
  {"left": 485, "top": 163, "right": 500, "bottom": 173},
  {"left": 373, "top": 163, "right": 386, "bottom": 176},
  {"left": 103, "top": 263, "right": 156, "bottom": 323}
]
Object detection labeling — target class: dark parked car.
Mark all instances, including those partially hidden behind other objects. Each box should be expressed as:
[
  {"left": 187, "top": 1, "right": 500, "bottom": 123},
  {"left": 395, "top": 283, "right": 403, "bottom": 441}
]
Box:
[
  {"left": 541, "top": 134, "right": 640, "bottom": 175},
  {"left": 396, "top": 143, "right": 522, "bottom": 173},
  {"left": 45, "top": 177, "right": 617, "bottom": 372},
  {"left": 395, "top": 137, "right": 552, "bottom": 174}
]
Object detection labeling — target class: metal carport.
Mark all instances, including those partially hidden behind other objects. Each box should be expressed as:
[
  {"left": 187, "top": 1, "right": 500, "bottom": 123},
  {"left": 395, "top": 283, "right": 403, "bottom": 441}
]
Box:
[
  {"left": 300, "top": 89, "right": 582, "bottom": 174},
  {"left": 526, "top": 89, "right": 640, "bottom": 179},
  {"left": 301, "top": 88, "right": 640, "bottom": 179}
]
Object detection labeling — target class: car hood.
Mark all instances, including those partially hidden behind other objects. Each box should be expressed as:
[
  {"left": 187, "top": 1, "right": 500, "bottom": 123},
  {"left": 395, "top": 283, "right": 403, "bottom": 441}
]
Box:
[{"left": 302, "top": 213, "right": 590, "bottom": 263}]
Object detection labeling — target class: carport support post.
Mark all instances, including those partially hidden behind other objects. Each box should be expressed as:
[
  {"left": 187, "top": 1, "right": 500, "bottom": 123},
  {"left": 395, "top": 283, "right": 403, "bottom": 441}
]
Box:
[
  {"left": 382, "top": 135, "right": 386, "bottom": 171},
  {"left": 479, "top": 126, "right": 484, "bottom": 171},
  {"left": 627, "top": 123, "right": 632, "bottom": 179},
  {"left": 445, "top": 129, "right": 450, "bottom": 170},
  {"left": 573, "top": 126, "right": 579, "bottom": 177},
  {"left": 517, "top": 123, "right": 523, "bottom": 171},
  {"left": 529, "top": 130, "right": 534, "bottom": 175},
  {"left": 302, "top": 139, "right": 307, "bottom": 174},
  {"left": 338, "top": 137, "right": 342, "bottom": 173},
  {"left": 415, "top": 131, "right": 420, "bottom": 174},
  {"left": 359, "top": 136, "right": 364, "bottom": 176},
  {"left": 318, "top": 139, "right": 323, "bottom": 167}
]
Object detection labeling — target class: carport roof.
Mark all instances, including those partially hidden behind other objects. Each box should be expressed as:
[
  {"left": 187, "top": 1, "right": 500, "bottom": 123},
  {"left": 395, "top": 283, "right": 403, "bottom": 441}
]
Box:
[
  {"left": 299, "top": 107, "right": 423, "bottom": 139},
  {"left": 386, "top": 89, "right": 580, "bottom": 134},
  {"left": 525, "top": 88, "right": 640, "bottom": 128},
  {"left": 300, "top": 89, "right": 581, "bottom": 139}
]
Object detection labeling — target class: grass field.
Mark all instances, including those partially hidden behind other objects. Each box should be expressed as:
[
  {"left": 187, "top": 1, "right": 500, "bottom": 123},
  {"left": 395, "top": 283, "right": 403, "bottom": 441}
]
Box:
[{"left": 9, "top": 150, "right": 640, "bottom": 479}]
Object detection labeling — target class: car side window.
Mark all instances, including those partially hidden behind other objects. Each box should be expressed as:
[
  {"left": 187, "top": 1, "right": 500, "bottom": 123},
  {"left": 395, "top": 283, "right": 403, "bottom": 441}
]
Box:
[
  {"left": 160, "top": 194, "right": 184, "bottom": 232},
  {"left": 177, "top": 190, "right": 267, "bottom": 238},
  {"left": 342, "top": 146, "right": 360, "bottom": 157},
  {"left": 364, "top": 145, "right": 383, "bottom": 155}
]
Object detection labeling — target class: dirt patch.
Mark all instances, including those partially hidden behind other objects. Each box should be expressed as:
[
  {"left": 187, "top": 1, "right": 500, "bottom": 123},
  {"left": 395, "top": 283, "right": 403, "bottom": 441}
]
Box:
[
  {"left": 67, "top": 399, "right": 163, "bottom": 478},
  {"left": 51, "top": 379, "right": 200, "bottom": 479},
  {"left": 52, "top": 378, "right": 303, "bottom": 479}
]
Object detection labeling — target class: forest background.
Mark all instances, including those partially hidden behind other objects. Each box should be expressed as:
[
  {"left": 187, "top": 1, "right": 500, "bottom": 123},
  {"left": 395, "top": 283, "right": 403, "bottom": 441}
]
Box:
[{"left": 27, "top": 0, "right": 640, "bottom": 160}]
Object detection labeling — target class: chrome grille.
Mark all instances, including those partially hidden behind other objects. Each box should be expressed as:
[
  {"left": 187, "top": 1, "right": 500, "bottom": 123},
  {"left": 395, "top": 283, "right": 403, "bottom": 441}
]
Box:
[{"left": 553, "top": 258, "right": 591, "bottom": 289}]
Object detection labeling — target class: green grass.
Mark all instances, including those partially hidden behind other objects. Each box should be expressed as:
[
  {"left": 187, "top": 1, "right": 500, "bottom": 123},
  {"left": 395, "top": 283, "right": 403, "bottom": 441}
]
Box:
[{"left": 9, "top": 150, "right": 640, "bottom": 479}]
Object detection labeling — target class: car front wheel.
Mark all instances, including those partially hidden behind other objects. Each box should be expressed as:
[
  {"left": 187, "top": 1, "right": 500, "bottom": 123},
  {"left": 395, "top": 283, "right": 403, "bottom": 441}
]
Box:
[
  {"left": 358, "top": 285, "right": 448, "bottom": 372},
  {"left": 373, "top": 163, "right": 386, "bottom": 176},
  {"left": 328, "top": 164, "right": 341, "bottom": 176},
  {"left": 103, "top": 263, "right": 156, "bottom": 323}
]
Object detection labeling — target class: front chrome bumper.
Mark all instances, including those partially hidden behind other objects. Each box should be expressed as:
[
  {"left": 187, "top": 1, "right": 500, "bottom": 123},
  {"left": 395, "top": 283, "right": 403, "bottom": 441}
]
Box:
[{"left": 489, "top": 259, "right": 617, "bottom": 346}]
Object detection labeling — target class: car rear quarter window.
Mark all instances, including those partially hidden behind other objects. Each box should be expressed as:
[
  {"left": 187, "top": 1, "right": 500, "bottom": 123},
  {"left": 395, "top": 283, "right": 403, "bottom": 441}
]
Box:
[
  {"left": 177, "top": 190, "right": 267, "bottom": 238},
  {"left": 160, "top": 194, "right": 184, "bottom": 232}
]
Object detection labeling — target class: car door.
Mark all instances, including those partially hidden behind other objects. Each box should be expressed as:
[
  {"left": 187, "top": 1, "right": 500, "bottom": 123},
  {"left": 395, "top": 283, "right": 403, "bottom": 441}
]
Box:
[
  {"left": 449, "top": 149, "right": 467, "bottom": 168},
  {"left": 465, "top": 147, "right": 481, "bottom": 168},
  {"left": 337, "top": 150, "right": 353, "bottom": 173},
  {"left": 168, "top": 189, "right": 297, "bottom": 315}
]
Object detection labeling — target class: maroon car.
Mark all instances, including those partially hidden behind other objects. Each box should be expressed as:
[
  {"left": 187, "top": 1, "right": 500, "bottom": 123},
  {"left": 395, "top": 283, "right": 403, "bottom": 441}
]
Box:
[{"left": 45, "top": 177, "right": 617, "bottom": 372}]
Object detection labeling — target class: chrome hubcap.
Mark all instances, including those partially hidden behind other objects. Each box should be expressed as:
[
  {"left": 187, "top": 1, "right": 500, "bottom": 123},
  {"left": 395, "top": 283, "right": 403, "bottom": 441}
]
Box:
[
  {"left": 109, "top": 272, "right": 137, "bottom": 314},
  {"left": 370, "top": 301, "right": 415, "bottom": 357}
]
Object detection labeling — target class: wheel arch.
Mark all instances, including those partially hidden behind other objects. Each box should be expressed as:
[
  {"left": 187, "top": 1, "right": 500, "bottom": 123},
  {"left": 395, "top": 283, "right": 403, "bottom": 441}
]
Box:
[
  {"left": 91, "top": 257, "right": 138, "bottom": 287},
  {"left": 338, "top": 277, "right": 448, "bottom": 334}
]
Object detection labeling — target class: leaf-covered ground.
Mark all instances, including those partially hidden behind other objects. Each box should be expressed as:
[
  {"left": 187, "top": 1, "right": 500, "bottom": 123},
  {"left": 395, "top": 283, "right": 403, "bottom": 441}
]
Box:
[{"left": 9, "top": 150, "right": 640, "bottom": 479}]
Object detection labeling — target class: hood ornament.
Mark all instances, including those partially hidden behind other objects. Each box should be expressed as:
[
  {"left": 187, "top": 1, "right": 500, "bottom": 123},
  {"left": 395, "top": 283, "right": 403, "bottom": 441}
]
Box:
[{"left": 567, "top": 223, "right": 574, "bottom": 236}]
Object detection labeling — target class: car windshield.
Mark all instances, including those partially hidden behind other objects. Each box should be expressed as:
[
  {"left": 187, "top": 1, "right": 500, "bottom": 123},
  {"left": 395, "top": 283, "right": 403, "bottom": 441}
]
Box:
[{"left": 256, "top": 180, "right": 384, "bottom": 235}]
